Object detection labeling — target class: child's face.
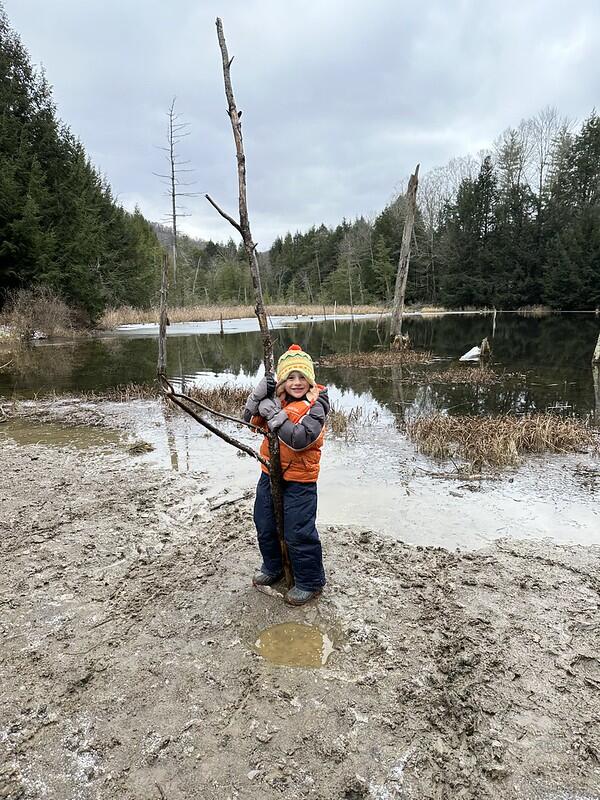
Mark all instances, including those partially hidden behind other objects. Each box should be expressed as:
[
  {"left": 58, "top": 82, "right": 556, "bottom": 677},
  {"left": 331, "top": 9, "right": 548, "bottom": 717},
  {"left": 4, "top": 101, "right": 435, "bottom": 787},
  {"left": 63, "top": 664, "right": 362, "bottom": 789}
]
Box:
[{"left": 285, "top": 371, "right": 310, "bottom": 399}]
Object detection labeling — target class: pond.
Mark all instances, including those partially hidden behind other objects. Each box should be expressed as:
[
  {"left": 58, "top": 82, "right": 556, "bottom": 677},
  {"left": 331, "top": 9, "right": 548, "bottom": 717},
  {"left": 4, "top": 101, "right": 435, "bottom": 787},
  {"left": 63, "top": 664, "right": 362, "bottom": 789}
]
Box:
[
  {"left": 1, "top": 312, "right": 598, "bottom": 550},
  {"left": 1, "top": 312, "right": 599, "bottom": 421}
]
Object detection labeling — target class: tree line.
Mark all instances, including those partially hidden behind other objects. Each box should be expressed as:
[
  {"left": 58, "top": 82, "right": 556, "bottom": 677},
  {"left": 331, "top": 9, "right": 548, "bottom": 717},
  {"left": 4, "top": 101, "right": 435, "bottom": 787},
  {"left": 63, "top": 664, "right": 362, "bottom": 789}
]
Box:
[
  {"left": 0, "top": 6, "right": 161, "bottom": 320},
  {"left": 2, "top": 2, "right": 598, "bottom": 317},
  {"left": 176, "top": 107, "right": 600, "bottom": 311}
]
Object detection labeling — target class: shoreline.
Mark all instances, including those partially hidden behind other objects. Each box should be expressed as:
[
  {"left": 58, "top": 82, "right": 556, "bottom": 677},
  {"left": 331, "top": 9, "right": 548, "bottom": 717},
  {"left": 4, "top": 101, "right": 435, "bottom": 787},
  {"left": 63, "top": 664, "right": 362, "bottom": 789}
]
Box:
[{"left": 2, "top": 307, "right": 598, "bottom": 343}]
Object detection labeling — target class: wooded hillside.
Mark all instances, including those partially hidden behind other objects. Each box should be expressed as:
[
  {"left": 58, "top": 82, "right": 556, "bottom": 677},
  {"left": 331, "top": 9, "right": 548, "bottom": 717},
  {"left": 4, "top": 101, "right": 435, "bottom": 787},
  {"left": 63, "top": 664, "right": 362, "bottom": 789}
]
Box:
[{"left": 0, "top": 6, "right": 161, "bottom": 320}]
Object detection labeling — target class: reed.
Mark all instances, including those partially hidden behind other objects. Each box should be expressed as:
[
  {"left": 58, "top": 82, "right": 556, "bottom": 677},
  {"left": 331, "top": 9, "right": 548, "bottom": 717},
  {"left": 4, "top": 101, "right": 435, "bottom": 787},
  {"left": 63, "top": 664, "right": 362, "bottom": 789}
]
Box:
[
  {"left": 407, "top": 413, "right": 595, "bottom": 468},
  {"left": 98, "top": 304, "right": 387, "bottom": 329}
]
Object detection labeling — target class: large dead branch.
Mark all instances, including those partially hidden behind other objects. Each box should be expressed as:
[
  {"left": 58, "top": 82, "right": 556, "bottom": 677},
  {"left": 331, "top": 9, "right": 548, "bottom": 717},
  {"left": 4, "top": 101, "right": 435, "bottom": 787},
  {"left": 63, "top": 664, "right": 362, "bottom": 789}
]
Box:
[
  {"left": 159, "top": 375, "right": 268, "bottom": 467},
  {"left": 211, "top": 17, "right": 292, "bottom": 588}
]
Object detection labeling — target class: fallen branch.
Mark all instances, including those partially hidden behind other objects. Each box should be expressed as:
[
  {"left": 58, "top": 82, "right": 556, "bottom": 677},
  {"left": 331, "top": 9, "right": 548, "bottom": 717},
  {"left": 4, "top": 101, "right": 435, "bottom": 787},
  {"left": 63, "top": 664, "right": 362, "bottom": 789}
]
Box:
[
  {"left": 210, "top": 489, "right": 253, "bottom": 511},
  {"left": 425, "top": 472, "right": 504, "bottom": 481},
  {"left": 160, "top": 374, "right": 268, "bottom": 467},
  {"left": 159, "top": 374, "right": 262, "bottom": 432}
]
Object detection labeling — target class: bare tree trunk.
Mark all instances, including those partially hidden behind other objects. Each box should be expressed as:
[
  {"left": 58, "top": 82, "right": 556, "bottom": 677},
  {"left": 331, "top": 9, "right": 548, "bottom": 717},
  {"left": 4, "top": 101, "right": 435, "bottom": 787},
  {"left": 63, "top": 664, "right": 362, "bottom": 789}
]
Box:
[
  {"left": 157, "top": 253, "right": 169, "bottom": 374},
  {"left": 315, "top": 250, "right": 322, "bottom": 290},
  {"left": 347, "top": 258, "right": 354, "bottom": 321},
  {"left": 168, "top": 101, "right": 179, "bottom": 289},
  {"left": 390, "top": 164, "right": 420, "bottom": 340},
  {"left": 208, "top": 17, "right": 293, "bottom": 588},
  {"left": 192, "top": 254, "right": 201, "bottom": 298},
  {"left": 593, "top": 331, "right": 600, "bottom": 365}
]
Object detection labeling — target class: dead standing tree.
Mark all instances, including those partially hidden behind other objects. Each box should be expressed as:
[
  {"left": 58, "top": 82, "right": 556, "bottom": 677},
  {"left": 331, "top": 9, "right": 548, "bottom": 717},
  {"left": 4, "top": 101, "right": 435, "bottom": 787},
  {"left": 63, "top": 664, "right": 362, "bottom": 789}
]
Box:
[
  {"left": 157, "top": 252, "right": 169, "bottom": 374},
  {"left": 390, "top": 164, "right": 419, "bottom": 344},
  {"left": 204, "top": 18, "right": 293, "bottom": 587},
  {"left": 158, "top": 21, "right": 293, "bottom": 589},
  {"left": 154, "top": 99, "right": 195, "bottom": 293}
]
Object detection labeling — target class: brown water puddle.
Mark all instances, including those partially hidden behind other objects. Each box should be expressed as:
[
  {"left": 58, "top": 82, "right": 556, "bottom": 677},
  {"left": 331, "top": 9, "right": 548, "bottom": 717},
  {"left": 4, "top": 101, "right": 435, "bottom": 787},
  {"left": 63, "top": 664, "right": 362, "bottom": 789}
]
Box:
[
  {"left": 1, "top": 418, "right": 122, "bottom": 449},
  {"left": 254, "top": 622, "right": 334, "bottom": 668}
]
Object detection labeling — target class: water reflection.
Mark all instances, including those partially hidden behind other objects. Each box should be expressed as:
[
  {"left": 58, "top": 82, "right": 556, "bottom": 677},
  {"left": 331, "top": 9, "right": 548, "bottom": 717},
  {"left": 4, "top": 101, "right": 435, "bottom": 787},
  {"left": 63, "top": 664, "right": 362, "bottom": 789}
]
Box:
[{"left": 1, "top": 314, "right": 598, "bottom": 420}]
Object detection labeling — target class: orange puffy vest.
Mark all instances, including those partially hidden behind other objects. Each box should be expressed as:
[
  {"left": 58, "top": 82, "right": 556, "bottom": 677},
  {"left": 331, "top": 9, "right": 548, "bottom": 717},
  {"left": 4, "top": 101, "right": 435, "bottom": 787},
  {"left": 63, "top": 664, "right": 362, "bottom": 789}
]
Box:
[{"left": 254, "top": 391, "right": 326, "bottom": 483}]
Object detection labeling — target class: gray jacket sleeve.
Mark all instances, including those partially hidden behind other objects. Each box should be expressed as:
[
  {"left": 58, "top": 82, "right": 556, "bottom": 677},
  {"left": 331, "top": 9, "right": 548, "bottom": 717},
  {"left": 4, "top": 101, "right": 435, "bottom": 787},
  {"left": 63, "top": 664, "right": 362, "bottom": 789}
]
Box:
[
  {"left": 242, "top": 402, "right": 256, "bottom": 424},
  {"left": 270, "top": 388, "right": 330, "bottom": 451}
]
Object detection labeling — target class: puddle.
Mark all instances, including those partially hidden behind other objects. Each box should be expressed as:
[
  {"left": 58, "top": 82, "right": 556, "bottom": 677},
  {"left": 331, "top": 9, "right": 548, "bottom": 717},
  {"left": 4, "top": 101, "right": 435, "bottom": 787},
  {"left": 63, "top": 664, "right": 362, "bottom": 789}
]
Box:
[
  {"left": 1, "top": 419, "right": 123, "bottom": 449},
  {"left": 254, "top": 622, "right": 334, "bottom": 668}
]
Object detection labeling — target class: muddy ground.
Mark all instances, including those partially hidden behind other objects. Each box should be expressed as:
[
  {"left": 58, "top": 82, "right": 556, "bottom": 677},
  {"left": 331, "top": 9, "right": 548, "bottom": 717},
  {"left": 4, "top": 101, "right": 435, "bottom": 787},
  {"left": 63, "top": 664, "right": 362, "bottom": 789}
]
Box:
[{"left": 1, "top": 412, "right": 600, "bottom": 800}]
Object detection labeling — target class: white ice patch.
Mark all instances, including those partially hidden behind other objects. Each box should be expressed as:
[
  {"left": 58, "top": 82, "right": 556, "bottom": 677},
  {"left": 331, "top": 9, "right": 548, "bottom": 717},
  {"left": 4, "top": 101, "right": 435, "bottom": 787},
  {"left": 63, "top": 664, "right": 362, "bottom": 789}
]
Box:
[{"left": 369, "top": 749, "right": 414, "bottom": 799}]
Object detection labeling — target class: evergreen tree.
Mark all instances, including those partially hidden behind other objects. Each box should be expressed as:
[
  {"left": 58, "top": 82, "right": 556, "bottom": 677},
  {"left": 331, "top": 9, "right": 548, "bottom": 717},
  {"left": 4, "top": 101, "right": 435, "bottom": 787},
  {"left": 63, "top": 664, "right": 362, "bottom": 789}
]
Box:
[{"left": 0, "top": 5, "right": 161, "bottom": 319}]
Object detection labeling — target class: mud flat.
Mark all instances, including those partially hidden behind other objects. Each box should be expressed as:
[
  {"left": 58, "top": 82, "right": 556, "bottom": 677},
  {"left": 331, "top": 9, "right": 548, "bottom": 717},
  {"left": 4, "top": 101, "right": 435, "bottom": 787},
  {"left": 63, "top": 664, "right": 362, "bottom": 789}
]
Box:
[{"left": 1, "top": 415, "right": 600, "bottom": 799}]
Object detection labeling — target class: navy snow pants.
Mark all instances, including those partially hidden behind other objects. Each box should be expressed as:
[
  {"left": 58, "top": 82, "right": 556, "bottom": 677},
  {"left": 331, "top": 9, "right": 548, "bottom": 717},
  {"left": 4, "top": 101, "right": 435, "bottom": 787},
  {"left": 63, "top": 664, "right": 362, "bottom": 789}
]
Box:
[{"left": 253, "top": 472, "right": 326, "bottom": 592}]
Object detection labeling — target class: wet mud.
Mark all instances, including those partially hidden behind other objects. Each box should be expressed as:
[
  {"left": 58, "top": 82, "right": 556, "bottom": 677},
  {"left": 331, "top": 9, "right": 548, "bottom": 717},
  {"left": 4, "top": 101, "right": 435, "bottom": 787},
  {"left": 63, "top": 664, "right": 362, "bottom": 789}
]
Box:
[{"left": 1, "top": 417, "right": 600, "bottom": 799}]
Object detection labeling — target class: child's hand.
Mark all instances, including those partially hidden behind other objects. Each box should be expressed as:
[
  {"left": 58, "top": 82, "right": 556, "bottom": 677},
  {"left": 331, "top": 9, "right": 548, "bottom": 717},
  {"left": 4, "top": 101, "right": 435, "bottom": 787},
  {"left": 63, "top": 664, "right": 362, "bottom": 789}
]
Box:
[
  {"left": 258, "top": 397, "right": 281, "bottom": 420},
  {"left": 265, "top": 373, "right": 276, "bottom": 398},
  {"left": 251, "top": 374, "right": 277, "bottom": 402}
]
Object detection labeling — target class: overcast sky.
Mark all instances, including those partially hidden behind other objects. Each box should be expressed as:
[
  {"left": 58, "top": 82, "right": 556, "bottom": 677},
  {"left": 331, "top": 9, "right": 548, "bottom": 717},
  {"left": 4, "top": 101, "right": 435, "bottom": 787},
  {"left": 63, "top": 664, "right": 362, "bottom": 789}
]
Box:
[{"left": 4, "top": 0, "right": 600, "bottom": 246}]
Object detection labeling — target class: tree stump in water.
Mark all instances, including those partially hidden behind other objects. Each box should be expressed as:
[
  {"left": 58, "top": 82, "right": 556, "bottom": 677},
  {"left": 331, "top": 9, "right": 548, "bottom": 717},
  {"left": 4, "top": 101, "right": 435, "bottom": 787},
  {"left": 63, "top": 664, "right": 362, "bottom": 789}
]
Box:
[{"left": 392, "top": 333, "right": 411, "bottom": 351}]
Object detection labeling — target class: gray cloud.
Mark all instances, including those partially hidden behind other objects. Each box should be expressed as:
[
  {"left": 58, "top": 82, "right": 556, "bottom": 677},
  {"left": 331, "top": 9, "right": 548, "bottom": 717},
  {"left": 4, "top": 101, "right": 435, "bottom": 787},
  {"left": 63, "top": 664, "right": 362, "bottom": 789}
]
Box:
[{"left": 5, "top": 0, "right": 600, "bottom": 245}]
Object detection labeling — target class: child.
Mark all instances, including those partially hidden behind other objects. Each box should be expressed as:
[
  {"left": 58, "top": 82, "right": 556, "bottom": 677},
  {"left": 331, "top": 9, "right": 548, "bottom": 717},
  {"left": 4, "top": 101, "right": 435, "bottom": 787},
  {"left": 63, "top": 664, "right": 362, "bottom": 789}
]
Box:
[{"left": 243, "top": 344, "right": 330, "bottom": 606}]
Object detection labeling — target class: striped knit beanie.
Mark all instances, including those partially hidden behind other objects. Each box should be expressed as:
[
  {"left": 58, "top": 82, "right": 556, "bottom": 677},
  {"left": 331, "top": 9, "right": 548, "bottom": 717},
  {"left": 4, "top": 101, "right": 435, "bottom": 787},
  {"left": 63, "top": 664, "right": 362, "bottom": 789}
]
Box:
[{"left": 276, "top": 344, "right": 315, "bottom": 386}]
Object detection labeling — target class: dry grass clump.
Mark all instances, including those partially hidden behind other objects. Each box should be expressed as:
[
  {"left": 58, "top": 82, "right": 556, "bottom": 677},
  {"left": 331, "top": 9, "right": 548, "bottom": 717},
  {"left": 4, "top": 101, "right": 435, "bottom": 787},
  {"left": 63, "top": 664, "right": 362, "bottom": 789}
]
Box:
[
  {"left": 328, "top": 405, "right": 381, "bottom": 440},
  {"left": 72, "top": 381, "right": 250, "bottom": 414},
  {"left": 516, "top": 305, "right": 552, "bottom": 317},
  {"left": 418, "top": 366, "right": 504, "bottom": 385},
  {"left": 98, "top": 304, "right": 386, "bottom": 329},
  {"left": 75, "top": 383, "right": 160, "bottom": 402},
  {"left": 319, "top": 349, "right": 432, "bottom": 368},
  {"left": 407, "top": 413, "right": 595, "bottom": 469},
  {"left": 186, "top": 384, "right": 249, "bottom": 415},
  {"left": 0, "top": 287, "right": 75, "bottom": 339},
  {"left": 419, "top": 305, "right": 448, "bottom": 314}
]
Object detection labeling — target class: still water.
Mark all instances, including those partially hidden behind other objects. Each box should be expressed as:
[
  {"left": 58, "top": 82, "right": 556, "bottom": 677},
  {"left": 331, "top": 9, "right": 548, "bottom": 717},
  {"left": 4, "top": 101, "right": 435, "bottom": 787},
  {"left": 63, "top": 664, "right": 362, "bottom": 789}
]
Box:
[{"left": 1, "top": 312, "right": 599, "bottom": 420}]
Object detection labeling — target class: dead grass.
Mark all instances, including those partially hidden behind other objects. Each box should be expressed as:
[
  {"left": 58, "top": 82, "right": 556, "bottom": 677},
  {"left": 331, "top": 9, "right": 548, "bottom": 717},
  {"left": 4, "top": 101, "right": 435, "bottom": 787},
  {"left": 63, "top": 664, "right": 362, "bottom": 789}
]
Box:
[
  {"left": 319, "top": 349, "right": 432, "bottom": 368},
  {"left": 407, "top": 413, "right": 595, "bottom": 469},
  {"left": 0, "top": 287, "right": 75, "bottom": 339},
  {"left": 421, "top": 366, "right": 502, "bottom": 385},
  {"left": 98, "top": 304, "right": 387, "bottom": 329},
  {"left": 407, "top": 366, "right": 514, "bottom": 386},
  {"left": 328, "top": 405, "right": 382, "bottom": 440},
  {"left": 516, "top": 305, "right": 552, "bottom": 317},
  {"left": 419, "top": 305, "right": 448, "bottom": 314},
  {"left": 66, "top": 382, "right": 250, "bottom": 413},
  {"left": 186, "top": 384, "right": 249, "bottom": 414}
]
